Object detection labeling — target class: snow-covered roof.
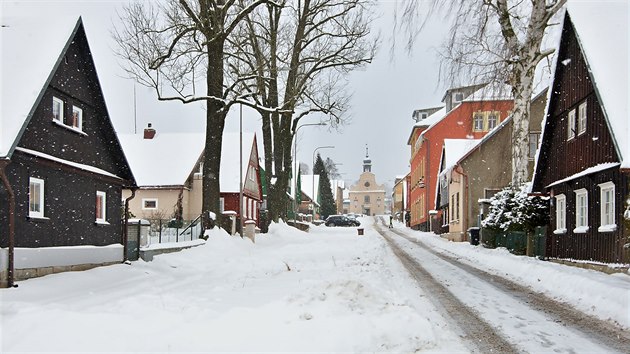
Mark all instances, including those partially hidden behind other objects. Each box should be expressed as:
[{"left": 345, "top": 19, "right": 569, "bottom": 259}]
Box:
[
  {"left": 441, "top": 139, "right": 481, "bottom": 173},
  {"left": 119, "top": 132, "right": 256, "bottom": 190},
  {"left": 16, "top": 147, "right": 122, "bottom": 180},
  {"left": 1, "top": 16, "right": 81, "bottom": 157},
  {"left": 119, "top": 133, "right": 205, "bottom": 187},
  {"left": 300, "top": 174, "right": 320, "bottom": 202},
  {"left": 567, "top": 1, "right": 628, "bottom": 168},
  {"left": 547, "top": 163, "right": 620, "bottom": 188},
  {"left": 414, "top": 106, "right": 447, "bottom": 128},
  {"left": 462, "top": 83, "right": 513, "bottom": 102}
]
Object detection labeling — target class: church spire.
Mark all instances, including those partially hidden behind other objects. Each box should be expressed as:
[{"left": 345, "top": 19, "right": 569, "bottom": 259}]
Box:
[{"left": 363, "top": 144, "right": 372, "bottom": 173}]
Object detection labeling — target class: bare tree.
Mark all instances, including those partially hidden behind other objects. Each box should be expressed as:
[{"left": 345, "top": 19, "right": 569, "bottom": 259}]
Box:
[
  {"left": 113, "top": 0, "right": 279, "bottom": 227},
  {"left": 233, "top": 0, "right": 378, "bottom": 221},
  {"left": 397, "top": 0, "right": 566, "bottom": 186}
]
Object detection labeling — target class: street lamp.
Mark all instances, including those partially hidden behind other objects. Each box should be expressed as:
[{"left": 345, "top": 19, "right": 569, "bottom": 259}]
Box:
[
  {"left": 312, "top": 145, "right": 334, "bottom": 220},
  {"left": 292, "top": 122, "right": 326, "bottom": 219}
]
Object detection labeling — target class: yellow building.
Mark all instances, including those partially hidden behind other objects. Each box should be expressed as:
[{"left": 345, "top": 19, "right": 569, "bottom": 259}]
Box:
[{"left": 348, "top": 149, "right": 386, "bottom": 216}]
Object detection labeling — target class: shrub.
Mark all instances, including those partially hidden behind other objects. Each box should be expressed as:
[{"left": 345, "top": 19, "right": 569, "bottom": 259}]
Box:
[{"left": 482, "top": 183, "right": 549, "bottom": 233}]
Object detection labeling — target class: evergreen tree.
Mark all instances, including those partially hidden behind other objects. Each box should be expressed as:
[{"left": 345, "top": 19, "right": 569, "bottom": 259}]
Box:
[{"left": 313, "top": 153, "right": 336, "bottom": 219}]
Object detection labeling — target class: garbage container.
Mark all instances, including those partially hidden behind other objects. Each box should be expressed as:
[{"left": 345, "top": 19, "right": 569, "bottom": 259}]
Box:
[
  {"left": 357, "top": 228, "right": 364, "bottom": 236},
  {"left": 468, "top": 227, "right": 480, "bottom": 246}
]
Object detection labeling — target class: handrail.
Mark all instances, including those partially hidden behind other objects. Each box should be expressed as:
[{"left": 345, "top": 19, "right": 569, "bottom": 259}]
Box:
[{"left": 179, "top": 213, "right": 203, "bottom": 236}]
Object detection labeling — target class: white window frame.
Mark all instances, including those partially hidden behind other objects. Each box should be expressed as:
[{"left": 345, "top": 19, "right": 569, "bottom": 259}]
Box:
[
  {"left": 29, "top": 177, "right": 45, "bottom": 218},
  {"left": 487, "top": 113, "right": 498, "bottom": 130},
  {"left": 96, "top": 191, "right": 107, "bottom": 224},
  {"left": 554, "top": 194, "right": 567, "bottom": 234},
  {"left": 567, "top": 109, "right": 576, "bottom": 140},
  {"left": 142, "top": 198, "right": 158, "bottom": 210},
  {"left": 578, "top": 101, "right": 587, "bottom": 135},
  {"left": 220, "top": 197, "right": 225, "bottom": 213},
  {"left": 52, "top": 97, "right": 64, "bottom": 122},
  {"left": 473, "top": 113, "right": 484, "bottom": 131},
  {"left": 598, "top": 182, "right": 616, "bottom": 232},
  {"left": 72, "top": 105, "right": 83, "bottom": 130},
  {"left": 574, "top": 189, "right": 589, "bottom": 233}
]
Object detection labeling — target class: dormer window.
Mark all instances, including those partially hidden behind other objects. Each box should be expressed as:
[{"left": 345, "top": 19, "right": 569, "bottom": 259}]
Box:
[
  {"left": 452, "top": 92, "right": 464, "bottom": 103},
  {"left": 52, "top": 97, "right": 64, "bottom": 122}
]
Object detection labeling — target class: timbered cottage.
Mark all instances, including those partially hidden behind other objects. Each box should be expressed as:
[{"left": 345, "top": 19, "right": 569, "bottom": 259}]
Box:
[
  {"left": 0, "top": 18, "right": 137, "bottom": 286},
  {"left": 532, "top": 2, "right": 629, "bottom": 264}
]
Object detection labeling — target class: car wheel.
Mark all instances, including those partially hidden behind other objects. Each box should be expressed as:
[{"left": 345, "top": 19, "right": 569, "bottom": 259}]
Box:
[{"left": 329, "top": 222, "right": 336, "bottom": 227}]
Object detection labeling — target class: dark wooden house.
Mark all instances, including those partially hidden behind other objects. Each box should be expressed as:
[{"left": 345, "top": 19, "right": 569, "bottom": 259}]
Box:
[
  {"left": 0, "top": 18, "right": 136, "bottom": 286},
  {"left": 532, "top": 3, "right": 629, "bottom": 264}
]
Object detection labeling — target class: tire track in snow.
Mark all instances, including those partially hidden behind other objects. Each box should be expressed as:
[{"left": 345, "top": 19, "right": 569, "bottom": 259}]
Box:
[
  {"left": 380, "top": 221, "right": 630, "bottom": 353},
  {"left": 374, "top": 223, "right": 519, "bottom": 353}
]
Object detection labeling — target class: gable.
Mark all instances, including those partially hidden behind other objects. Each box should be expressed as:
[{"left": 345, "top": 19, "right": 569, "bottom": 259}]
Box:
[
  {"left": 1, "top": 17, "right": 135, "bottom": 183},
  {"left": 533, "top": 9, "right": 622, "bottom": 190}
]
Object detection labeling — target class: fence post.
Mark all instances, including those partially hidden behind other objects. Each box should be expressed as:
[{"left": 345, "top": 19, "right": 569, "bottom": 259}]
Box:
[{"left": 159, "top": 219, "right": 162, "bottom": 243}]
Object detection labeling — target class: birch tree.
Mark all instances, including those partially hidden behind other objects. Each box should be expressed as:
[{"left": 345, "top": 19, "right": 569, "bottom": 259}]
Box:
[
  {"left": 232, "top": 0, "right": 377, "bottom": 221},
  {"left": 398, "top": 0, "right": 566, "bottom": 187},
  {"left": 113, "top": 0, "right": 278, "bottom": 227}
]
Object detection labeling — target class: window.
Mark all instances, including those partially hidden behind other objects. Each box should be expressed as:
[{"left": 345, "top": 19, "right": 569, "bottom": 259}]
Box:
[
  {"left": 554, "top": 194, "right": 566, "bottom": 234},
  {"left": 487, "top": 113, "right": 498, "bottom": 130},
  {"left": 567, "top": 109, "right": 576, "bottom": 140},
  {"left": 529, "top": 132, "right": 541, "bottom": 159},
  {"left": 452, "top": 92, "right": 464, "bottom": 103},
  {"left": 220, "top": 197, "right": 225, "bottom": 213},
  {"left": 364, "top": 195, "right": 370, "bottom": 203},
  {"left": 142, "top": 198, "right": 158, "bottom": 210},
  {"left": 96, "top": 191, "right": 107, "bottom": 223},
  {"left": 455, "top": 192, "right": 460, "bottom": 220},
  {"left": 574, "top": 189, "right": 588, "bottom": 232},
  {"left": 72, "top": 106, "right": 83, "bottom": 130},
  {"left": 420, "top": 112, "right": 428, "bottom": 120},
  {"left": 52, "top": 97, "right": 64, "bottom": 122},
  {"left": 29, "top": 177, "right": 45, "bottom": 218},
  {"left": 451, "top": 194, "right": 455, "bottom": 220},
  {"left": 599, "top": 182, "right": 616, "bottom": 232},
  {"left": 578, "top": 101, "right": 587, "bottom": 135},
  {"left": 473, "top": 113, "right": 484, "bottom": 131}
]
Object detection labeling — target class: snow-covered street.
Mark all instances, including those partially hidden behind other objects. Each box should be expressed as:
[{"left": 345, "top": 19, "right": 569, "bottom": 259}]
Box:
[{"left": 1, "top": 217, "right": 628, "bottom": 353}]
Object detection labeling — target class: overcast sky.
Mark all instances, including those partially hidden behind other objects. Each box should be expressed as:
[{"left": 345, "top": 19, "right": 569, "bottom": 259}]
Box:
[{"left": 3, "top": 0, "right": 451, "bottom": 191}]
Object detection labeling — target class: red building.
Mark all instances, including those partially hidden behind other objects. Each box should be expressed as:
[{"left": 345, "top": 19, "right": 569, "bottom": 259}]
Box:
[{"left": 408, "top": 85, "right": 514, "bottom": 230}]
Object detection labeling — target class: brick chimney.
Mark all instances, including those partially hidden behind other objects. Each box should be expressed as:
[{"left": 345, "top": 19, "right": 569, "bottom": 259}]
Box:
[{"left": 143, "top": 123, "right": 156, "bottom": 139}]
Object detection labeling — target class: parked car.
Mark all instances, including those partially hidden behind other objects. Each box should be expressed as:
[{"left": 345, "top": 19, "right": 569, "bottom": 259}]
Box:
[{"left": 325, "top": 215, "right": 360, "bottom": 227}]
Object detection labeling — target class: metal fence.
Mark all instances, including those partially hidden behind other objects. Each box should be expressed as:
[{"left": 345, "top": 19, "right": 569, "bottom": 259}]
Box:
[{"left": 146, "top": 217, "right": 204, "bottom": 245}]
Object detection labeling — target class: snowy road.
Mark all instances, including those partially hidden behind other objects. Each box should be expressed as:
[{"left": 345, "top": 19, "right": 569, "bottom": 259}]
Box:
[
  {"left": 374, "top": 218, "right": 630, "bottom": 353},
  {"left": 1, "top": 217, "right": 628, "bottom": 353}
]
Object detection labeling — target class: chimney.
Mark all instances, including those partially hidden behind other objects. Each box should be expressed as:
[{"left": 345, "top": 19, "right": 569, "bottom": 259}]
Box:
[{"left": 143, "top": 123, "right": 156, "bottom": 139}]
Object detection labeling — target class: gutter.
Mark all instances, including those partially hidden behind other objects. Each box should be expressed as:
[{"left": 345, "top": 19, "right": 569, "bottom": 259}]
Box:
[
  {"left": 122, "top": 188, "right": 137, "bottom": 262},
  {"left": 0, "top": 159, "right": 16, "bottom": 288}
]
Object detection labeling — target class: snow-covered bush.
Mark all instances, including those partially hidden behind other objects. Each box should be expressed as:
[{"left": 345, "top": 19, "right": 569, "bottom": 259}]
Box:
[{"left": 481, "top": 183, "right": 549, "bottom": 233}]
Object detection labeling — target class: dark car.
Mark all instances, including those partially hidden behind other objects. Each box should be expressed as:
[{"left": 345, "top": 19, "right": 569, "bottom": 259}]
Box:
[{"left": 325, "top": 215, "right": 360, "bottom": 227}]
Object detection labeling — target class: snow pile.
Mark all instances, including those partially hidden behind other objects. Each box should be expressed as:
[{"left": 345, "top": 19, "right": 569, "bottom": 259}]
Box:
[{"left": 0, "top": 219, "right": 466, "bottom": 352}]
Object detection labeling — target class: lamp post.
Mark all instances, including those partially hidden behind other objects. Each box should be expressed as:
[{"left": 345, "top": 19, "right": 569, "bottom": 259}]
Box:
[
  {"left": 312, "top": 145, "right": 334, "bottom": 220},
  {"left": 292, "top": 122, "right": 326, "bottom": 219}
]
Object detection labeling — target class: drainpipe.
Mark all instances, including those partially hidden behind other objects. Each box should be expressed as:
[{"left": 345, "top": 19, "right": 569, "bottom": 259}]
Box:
[
  {"left": 122, "top": 188, "right": 137, "bottom": 262},
  {"left": 0, "top": 159, "right": 16, "bottom": 288},
  {"left": 425, "top": 137, "right": 431, "bottom": 232},
  {"left": 453, "top": 164, "right": 469, "bottom": 238}
]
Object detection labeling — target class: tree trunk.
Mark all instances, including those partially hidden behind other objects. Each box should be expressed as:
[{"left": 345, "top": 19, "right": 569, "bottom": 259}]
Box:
[
  {"left": 510, "top": 62, "right": 536, "bottom": 187},
  {"left": 202, "top": 39, "right": 227, "bottom": 229}
]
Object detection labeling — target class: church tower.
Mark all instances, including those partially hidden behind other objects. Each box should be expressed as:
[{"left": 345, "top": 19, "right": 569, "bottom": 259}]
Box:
[
  {"left": 348, "top": 145, "right": 386, "bottom": 216},
  {"left": 363, "top": 145, "right": 372, "bottom": 173}
]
